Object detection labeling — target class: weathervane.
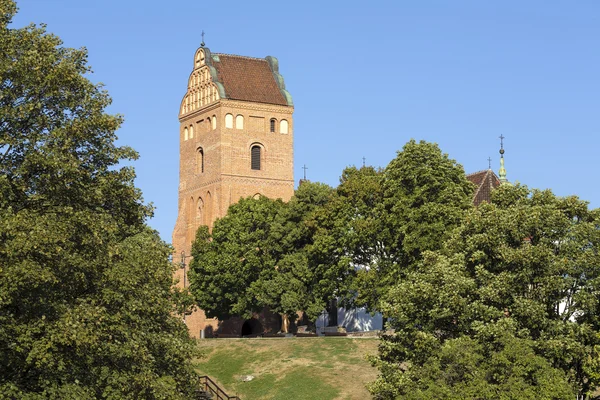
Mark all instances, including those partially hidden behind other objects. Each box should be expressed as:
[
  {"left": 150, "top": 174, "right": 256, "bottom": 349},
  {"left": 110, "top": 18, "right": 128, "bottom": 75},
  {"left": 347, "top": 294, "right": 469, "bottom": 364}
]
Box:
[{"left": 201, "top": 30, "right": 206, "bottom": 47}]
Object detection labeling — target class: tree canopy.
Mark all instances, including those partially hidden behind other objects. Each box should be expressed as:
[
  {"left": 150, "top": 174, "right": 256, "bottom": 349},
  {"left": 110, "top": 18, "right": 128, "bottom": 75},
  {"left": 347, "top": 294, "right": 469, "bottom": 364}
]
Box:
[
  {"left": 370, "top": 184, "right": 600, "bottom": 399},
  {"left": 311, "top": 140, "right": 474, "bottom": 312},
  {"left": 189, "top": 182, "right": 336, "bottom": 322},
  {"left": 0, "top": 2, "right": 204, "bottom": 397}
]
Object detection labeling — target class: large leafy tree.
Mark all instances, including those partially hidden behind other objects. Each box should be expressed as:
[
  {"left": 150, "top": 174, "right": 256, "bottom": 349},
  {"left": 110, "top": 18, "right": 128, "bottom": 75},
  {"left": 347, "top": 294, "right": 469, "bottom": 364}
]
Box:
[
  {"left": 309, "top": 165, "right": 385, "bottom": 311},
  {"left": 381, "top": 140, "right": 474, "bottom": 268},
  {"left": 258, "top": 181, "right": 335, "bottom": 320},
  {"left": 189, "top": 182, "right": 335, "bottom": 322},
  {"left": 371, "top": 184, "right": 600, "bottom": 399},
  {"left": 314, "top": 141, "right": 474, "bottom": 313},
  {"left": 189, "top": 196, "right": 286, "bottom": 319},
  {"left": 0, "top": 3, "right": 203, "bottom": 398}
]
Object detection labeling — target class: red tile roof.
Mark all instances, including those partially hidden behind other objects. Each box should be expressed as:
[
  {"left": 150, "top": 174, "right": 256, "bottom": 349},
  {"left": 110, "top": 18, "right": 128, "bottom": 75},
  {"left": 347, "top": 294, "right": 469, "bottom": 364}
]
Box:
[
  {"left": 467, "top": 169, "right": 501, "bottom": 206},
  {"left": 212, "top": 54, "right": 288, "bottom": 106}
]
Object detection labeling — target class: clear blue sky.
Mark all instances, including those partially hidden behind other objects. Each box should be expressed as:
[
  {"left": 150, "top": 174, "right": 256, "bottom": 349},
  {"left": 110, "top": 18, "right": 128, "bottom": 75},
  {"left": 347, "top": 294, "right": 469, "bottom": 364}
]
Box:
[{"left": 12, "top": 1, "right": 600, "bottom": 241}]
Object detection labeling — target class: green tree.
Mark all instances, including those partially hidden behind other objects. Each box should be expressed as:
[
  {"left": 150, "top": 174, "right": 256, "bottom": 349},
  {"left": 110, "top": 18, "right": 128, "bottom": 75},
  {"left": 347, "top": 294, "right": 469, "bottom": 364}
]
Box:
[
  {"left": 371, "top": 184, "right": 600, "bottom": 399},
  {"left": 262, "top": 181, "right": 335, "bottom": 320},
  {"left": 309, "top": 165, "right": 385, "bottom": 312},
  {"left": 189, "top": 196, "right": 285, "bottom": 319},
  {"left": 313, "top": 141, "right": 474, "bottom": 313},
  {"left": 370, "top": 319, "right": 574, "bottom": 399},
  {"left": 0, "top": 3, "right": 204, "bottom": 398},
  {"left": 189, "top": 182, "right": 335, "bottom": 323}
]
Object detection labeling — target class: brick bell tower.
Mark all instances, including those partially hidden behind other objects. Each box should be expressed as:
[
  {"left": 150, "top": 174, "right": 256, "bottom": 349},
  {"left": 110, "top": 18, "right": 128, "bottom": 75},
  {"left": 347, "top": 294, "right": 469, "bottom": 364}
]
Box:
[{"left": 172, "top": 44, "right": 294, "bottom": 337}]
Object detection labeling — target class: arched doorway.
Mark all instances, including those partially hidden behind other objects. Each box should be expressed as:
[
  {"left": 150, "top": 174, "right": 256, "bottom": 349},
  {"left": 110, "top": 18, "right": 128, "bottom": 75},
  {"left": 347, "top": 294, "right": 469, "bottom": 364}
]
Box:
[{"left": 241, "top": 318, "right": 263, "bottom": 337}]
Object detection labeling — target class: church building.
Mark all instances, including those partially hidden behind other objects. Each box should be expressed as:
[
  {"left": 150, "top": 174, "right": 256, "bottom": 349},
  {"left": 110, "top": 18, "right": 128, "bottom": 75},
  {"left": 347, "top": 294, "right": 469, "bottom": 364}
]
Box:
[
  {"left": 171, "top": 42, "right": 509, "bottom": 339},
  {"left": 172, "top": 43, "right": 295, "bottom": 338}
]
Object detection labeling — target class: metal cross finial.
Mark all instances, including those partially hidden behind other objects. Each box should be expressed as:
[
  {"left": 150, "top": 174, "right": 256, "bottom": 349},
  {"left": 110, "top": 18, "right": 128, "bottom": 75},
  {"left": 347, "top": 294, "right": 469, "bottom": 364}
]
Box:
[
  {"left": 488, "top": 157, "right": 492, "bottom": 169},
  {"left": 362, "top": 157, "right": 366, "bottom": 168},
  {"left": 201, "top": 30, "right": 205, "bottom": 47},
  {"left": 499, "top": 134, "right": 505, "bottom": 150},
  {"left": 302, "top": 164, "right": 308, "bottom": 180}
]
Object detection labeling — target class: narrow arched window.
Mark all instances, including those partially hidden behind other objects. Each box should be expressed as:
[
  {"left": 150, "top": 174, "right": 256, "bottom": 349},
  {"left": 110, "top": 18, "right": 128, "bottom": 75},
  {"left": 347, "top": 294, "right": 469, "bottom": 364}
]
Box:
[
  {"left": 280, "top": 120, "right": 289, "bottom": 134},
  {"left": 251, "top": 146, "right": 261, "bottom": 170},
  {"left": 270, "top": 118, "right": 276, "bottom": 133},
  {"left": 197, "top": 147, "right": 204, "bottom": 174},
  {"left": 212, "top": 115, "right": 217, "bottom": 130},
  {"left": 205, "top": 192, "right": 212, "bottom": 225},
  {"left": 184, "top": 127, "right": 189, "bottom": 141},
  {"left": 225, "top": 114, "right": 233, "bottom": 129},
  {"left": 189, "top": 124, "right": 194, "bottom": 139},
  {"left": 236, "top": 115, "right": 244, "bottom": 130},
  {"left": 196, "top": 197, "right": 204, "bottom": 221}
]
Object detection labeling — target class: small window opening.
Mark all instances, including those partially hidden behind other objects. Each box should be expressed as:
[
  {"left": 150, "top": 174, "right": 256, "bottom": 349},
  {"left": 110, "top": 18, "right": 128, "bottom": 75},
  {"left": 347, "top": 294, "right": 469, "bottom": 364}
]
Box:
[
  {"left": 197, "top": 148, "right": 204, "bottom": 173},
  {"left": 236, "top": 115, "right": 244, "bottom": 130},
  {"left": 280, "top": 120, "right": 289, "bottom": 134},
  {"left": 251, "top": 146, "right": 261, "bottom": 170}
]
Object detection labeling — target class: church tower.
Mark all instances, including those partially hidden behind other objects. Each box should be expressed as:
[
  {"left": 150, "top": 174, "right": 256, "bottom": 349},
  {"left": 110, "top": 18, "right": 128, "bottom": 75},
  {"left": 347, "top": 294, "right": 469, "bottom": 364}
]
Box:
[{"left": 172, "top": 44, "right": 294, "bottom": 337}]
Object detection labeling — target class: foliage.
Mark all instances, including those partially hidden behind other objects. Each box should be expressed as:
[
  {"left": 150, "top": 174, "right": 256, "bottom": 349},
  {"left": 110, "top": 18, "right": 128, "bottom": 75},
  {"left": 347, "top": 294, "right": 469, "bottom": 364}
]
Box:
[
  {"left": 261, "top": 181, "right": 336, "bottom": 319},
  {"left": 371, "top": 184, "right": 600, "bottom": 399},
  {"left": 0, "top": 2, "right": 203, "bottom": 398},
  {"left": 191, "top": 141, "right": 474, "bottom": 323},
  {"left": 370, "top": 319, "right": 574, "bottom": 399},
  {"left": 189, "top": 182, "right": 335, "bottom": 321},
  {"left": 312, "top": 140, "right": 474, "bottom": 312},
  {"left": 309, "top": 165, "right": 385, "bottom": 311},
  {"left": 189, "top": 196, "right": 285, "bottom": 319}
]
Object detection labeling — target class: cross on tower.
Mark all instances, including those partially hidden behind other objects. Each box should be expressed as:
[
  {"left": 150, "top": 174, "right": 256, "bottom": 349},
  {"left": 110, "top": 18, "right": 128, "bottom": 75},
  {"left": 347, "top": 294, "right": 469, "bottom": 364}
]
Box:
[
  {"left": 488, "top": 157, "right": 492, "bottom": 170},
  {"left": 302, "top": 164, "right": 308, "bottom": 180},
  {"left": 499, "top": 134, "right": 506, "bottom": 157},
  {"left": 362, "top": 157, "right": 366, "bottom": 168},
  {"left": 201, "top": 31, "right": 205, "bottom": 47}
]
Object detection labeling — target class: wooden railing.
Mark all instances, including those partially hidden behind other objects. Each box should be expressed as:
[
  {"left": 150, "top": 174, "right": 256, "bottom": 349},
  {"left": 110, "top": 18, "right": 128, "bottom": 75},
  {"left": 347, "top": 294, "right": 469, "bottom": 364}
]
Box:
[{"left": 199, "top": 375, "right": 241, "bottom": 400}]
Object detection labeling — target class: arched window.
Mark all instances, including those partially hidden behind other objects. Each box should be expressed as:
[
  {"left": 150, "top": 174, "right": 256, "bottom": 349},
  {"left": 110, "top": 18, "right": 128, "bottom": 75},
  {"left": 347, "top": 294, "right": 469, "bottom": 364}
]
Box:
[
  {"left": 212, "top": 115, "right": 217, "bottom": 130},
  {"left": 184, "top": 127, "right": 188, "bottom": 141},
  {"left": 225, "top": 114, "right": 233, "bottom": 129},
  {"left": 280, "top": 120, "right": 289, "bottom": 134},
  {"left": 197, "top": 147, "right": 204, "bottom": 174},
  {"left": 196, "top": 197, "right": 204, "bottom": 222},
  {"left": 236, "top": 115, "right": 244, "bottom": 130},
  {"left": 251, "top": 145, "right": 261, "bottom": 170},
  {"left": 205, "top": 192, "right": 212, "bottom": 226},
  {"left": 189, "top": 124, "right": 194, "bottom": 139},
  {"left": 270, "top": 118, "right": 276, "bottom": 133}
]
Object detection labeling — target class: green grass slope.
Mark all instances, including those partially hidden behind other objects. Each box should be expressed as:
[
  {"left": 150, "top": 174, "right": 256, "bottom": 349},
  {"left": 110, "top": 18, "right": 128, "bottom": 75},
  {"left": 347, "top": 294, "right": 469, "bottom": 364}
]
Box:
[{"left": 194, "top": 337, "right": 379, "bottom": 400}]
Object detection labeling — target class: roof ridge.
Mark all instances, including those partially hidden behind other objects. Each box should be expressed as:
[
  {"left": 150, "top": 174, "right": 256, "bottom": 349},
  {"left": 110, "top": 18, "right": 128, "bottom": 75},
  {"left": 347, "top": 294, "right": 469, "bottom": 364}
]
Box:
[
  {"left": 467, "top": 169, "right": 490, "bottom": 177},
  {"left": 213, "top": 53, "right": 266, "bottom": 62}
]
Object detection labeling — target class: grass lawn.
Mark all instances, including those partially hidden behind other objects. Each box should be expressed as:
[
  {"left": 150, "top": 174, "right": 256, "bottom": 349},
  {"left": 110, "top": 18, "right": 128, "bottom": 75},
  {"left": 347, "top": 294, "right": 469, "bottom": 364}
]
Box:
[{"left": 194, "top": 337, "right": 380, "bottom": 400}]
